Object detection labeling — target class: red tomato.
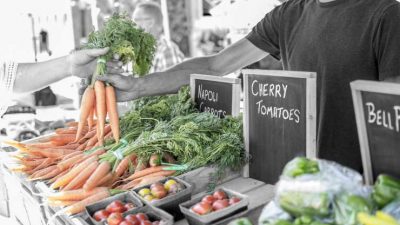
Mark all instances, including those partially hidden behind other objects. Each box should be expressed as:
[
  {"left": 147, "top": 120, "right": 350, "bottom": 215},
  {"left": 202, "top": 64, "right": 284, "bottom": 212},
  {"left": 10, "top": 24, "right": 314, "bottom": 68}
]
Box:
[
  {"left": 136, "top": 213, "right": 149, "bottom": 221},
  {"left": 229, "top": 197, "right": 241, "bottom": 205},
  {"left": 106, "top": 200, "right": 127, "bottom": 213},
  {"left": 191, "top": 202, "right": 212, "bottom": 215},
  {"left": 125, "top": 215, "right": 140, "bottom": 225},
  {"left": 124, "top": 202, "right": 136, "bottom": 211},
  {"left": 212, "top": 199, "right": 229, "bottom": 211},
  {"left": 93, "top": 209, "right": 110, "bottom": 221},
  {"left": 213, "top": 190, "right": 227, "bottom": 200},
  {"left": 107, "top": 212, "right": 124, "bottom": 225},
  {"left": 141, "top": 220, "right": 152, "bottom": 225},
  {"left": 120, "top": 220, "right": 134, "bottom": 225},
  {"left": 201, "top": 195, "right": 216, "bottom": 205}
]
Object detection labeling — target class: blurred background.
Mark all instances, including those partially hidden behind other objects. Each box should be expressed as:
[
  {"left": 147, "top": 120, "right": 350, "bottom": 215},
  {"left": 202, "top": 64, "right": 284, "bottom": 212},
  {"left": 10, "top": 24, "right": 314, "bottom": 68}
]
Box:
[{"left": 0, "top": 0, "right": 284, "bottom": 141}]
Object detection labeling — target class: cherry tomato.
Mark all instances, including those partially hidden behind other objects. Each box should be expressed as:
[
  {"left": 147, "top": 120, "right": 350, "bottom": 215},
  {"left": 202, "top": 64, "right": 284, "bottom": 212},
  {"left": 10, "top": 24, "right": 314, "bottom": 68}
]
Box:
[
  {"left": 107, "top": 212, "right": 124, "bottom": 225},
  {"left": 191, "top": 202, "right": 212, "bottom": 215},
  {"left": 93, "top": 209, "right": 110, "bottom": 221},
  {"left": 120, "top": 220, "right": 134, "bottom": 225},
  {"left": 201, "top": 195, "right": 216, "bottom": 205},
  {"left": 106, "top": 200, "right": 127, "bottom": 213},
  {"left": 229, "top": 197, "right": 241, "bottom": 205},
  {"left": 212, "top": 199, "right": 229, "bottom": 211},
  {"left": 141, "top": 220, "right": 152, "bottom": 225},
  {"left": 125, "top": 215, "right": 140, "bottom": 225},
  {"left": 136, "top": 213, "right": 149, "bottom": 221},
  {"left": 213, "top": 190, "right": 227, "bottom": 200},
  {"left": 124, "top": 202, "right": 136, "bottom": 211}
]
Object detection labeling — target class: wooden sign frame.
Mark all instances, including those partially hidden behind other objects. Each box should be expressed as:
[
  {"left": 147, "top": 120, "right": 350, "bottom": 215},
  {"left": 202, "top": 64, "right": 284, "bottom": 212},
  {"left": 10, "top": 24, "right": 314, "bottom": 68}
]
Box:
[
  {"left": 190, "top": 74, "right": 241, "bottom": 117},
  {"left": 242, "top": 69, "right": 317, "bottom": 178},
  {"left": 350, "top": 80, "right": 400, "bottom": 185}
]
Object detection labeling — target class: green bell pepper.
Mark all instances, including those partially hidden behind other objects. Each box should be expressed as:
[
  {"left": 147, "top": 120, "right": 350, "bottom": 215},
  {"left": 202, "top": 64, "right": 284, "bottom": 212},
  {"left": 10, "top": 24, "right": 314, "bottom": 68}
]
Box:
[
  {"left": 372, "top": 175, "right": 400, "bottom": 208},
  {"left": 282, "top": 157, "right": 320, "bottom": 178},
  {"left": 279, "top": 192, "right": 330, "bottom": 217},
  {"left": 333, "top": 193, "right": 373, "bottom": 225}
]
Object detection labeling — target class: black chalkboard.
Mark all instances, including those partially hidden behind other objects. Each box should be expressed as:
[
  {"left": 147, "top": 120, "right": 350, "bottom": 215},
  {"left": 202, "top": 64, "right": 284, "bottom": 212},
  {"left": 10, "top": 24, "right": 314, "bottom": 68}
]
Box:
[
  {"left": 351, "top": 80, "right": 400, "bottom": 184},
  {"left": 244, "top": 70, "right": 316, "bottom": 184},
  {"left": 362, "top": 91, "right": 400, "bottom": 180},
  {"left": 191, "top": 75, "right": 240, "bottom": 118}
]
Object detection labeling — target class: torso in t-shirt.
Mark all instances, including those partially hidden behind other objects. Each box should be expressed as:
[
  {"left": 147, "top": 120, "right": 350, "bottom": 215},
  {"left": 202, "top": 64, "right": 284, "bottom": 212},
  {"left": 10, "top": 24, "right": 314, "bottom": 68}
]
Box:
[{"left": 246, "top": 0, "right": 400, "bottom": 171}]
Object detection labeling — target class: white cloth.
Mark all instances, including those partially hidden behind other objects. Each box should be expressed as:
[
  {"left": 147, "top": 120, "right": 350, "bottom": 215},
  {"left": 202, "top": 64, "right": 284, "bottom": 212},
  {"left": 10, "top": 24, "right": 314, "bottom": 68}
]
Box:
[{"left": 0, "top": 61, "right": 18, "bottom": 117}]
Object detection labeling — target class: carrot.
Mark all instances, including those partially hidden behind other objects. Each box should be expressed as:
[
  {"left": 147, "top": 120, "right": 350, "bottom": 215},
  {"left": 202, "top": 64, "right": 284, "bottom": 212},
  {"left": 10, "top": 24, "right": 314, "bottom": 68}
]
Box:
[
  {"left": 86, "top": 134, "right": 98, "bottom": 147},
  {"left": 62, "top": 151, "right": 82, "bottom": 161},
  {"left": 57, "top": 153, "right": 84, "bottom": 171},
  {"left": 48, "top": 169, "right": 69, "bottom": 184},
  {"left": 105, "top": 85, "right": 120, "bottom": 143},
  {"left": 20, "top": 158, "right": 46, "bottom": 167},
  {"left": 94, "top": 80, "right": 106, "bottom": 146},
  {"left": 135, "top": 175, "right": 167, "bottom": 189},
  {"left": 64, "top": 189, "right": 110, "bottom": 215},
  {"left": 47, "top": 187, "right": 108, "bottom": 201},
  {"left": 121, "top": 178, "right": 143, "bottom": 190},
  {"left": 124, "top": 166, "right": 165, "bottom": 181},
  {"left": 63, "top": 161, "right": 99, "bottom": 191},
  {"left": 55, "top": 143, "right": 80, "bottom": 150},
  {"left": 97, "top": 172, "right": 113, "bottom": 187},
  {"left": 25, "top": 142, "right": 56, "bottom": 149},
  {"left": 76, "top": 141, "right": 88, "bottom": 151},
  {"left": 87, "top": 107, "right": 95, "bottom": 130},
  {"left": 75, "top": 87, "right": 95, "bottom": 142},
  {"left": 81, "top": 128, "right": 97, "bottom": 141},
  {"left": 29, "top": 165, "right": 59, "bottom": 179},
  {"left": 84, "top": 145, "right": 94, "bottom": 151},
  {"left": 51, "top": 156, "right": 98, "bottom": 189},
  {"left": 55, "top": 127, "right": 78, "bottom": 135},
  {"left": 30, "top": 166, "right": 61, "bottom": 181},
  {"left": 31, "top": 158, "right": 57, "bottom": 172},
  {"left": 66, "top": 121, "right": 79, "bottom": 127},
  {"left": 83, "top": 161, "right": 111, "bottom": 191},
  {"left": 50, "top": 134, "right": 76, "bottom": 144},
  {"left": 30, "top": 148, "right": 76, "bottom": 158},
  {"left": 47, "top": 200, "right": 77, "bottom": 207},
  {"left": 149, "top": 154, "right": 161, "bottom": 167},
  {"left": 115, "top": 154, "right": 137, "bottom": 178}
]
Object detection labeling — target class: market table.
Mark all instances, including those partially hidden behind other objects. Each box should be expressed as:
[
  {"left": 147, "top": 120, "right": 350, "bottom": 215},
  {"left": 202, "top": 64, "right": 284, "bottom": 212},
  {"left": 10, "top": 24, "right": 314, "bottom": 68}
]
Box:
[{"left": 0, "top": 148, "right": 274, "bottom": 225}]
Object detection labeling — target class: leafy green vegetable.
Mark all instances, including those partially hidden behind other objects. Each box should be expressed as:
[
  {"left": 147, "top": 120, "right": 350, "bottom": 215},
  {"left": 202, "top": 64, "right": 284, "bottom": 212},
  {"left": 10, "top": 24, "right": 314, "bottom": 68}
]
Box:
[{"left": 84, "top": 13, "right": 156, "bottom": 78}]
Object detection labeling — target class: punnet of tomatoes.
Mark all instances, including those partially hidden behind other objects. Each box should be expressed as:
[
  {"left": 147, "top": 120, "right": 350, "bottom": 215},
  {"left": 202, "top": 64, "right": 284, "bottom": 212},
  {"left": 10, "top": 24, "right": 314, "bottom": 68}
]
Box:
[
  {"left": 86, "top": 192, "right": 144, "bottom": 225},
  {"left": 106, "top": 212, "right": 162, "bottom": 225},
  {"left": 191, "top": 190, "right": 241, "bottom": 215},
  {"left": 179, "top": 188, "right": 249, "bottom": 225}
]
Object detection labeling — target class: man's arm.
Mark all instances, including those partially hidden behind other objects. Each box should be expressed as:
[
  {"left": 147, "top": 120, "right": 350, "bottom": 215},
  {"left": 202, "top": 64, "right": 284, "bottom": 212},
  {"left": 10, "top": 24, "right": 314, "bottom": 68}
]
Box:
[
  {"left": 13, "top": 48, "right": 113, "bottom": 93},
  {"left": 99, "top": 38, "right": 269, "bottom": 100}
]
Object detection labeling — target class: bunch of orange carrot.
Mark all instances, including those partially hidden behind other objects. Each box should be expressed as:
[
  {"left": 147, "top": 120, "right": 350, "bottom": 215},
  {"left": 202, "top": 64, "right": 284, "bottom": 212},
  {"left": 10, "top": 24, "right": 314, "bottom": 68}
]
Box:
[{"left": 76, "top": 80, "right": 120, "bottom": 147}]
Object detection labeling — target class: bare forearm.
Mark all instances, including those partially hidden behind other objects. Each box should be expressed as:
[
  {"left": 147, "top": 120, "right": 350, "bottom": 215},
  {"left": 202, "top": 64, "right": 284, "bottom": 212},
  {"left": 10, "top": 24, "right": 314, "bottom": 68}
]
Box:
[{"left": 13, "top": 56, "right": 71, "bottom": 93}]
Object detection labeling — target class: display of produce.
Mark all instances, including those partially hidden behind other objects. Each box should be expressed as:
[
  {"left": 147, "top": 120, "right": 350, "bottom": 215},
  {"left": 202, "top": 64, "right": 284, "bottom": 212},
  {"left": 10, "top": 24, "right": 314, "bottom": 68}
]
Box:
[{"left": 4, "top": 86, "right": 246, "bottom": 215}]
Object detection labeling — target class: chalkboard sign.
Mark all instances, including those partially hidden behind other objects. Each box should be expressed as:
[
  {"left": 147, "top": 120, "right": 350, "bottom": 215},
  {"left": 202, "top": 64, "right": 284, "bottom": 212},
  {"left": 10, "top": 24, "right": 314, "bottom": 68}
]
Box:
[
  {"left": 243, "top": 69, "right": 316, "bottom": 184},
  {"left": 351, "top": 80, "right": 400, "bottom": 185},
  {"left": 190, "top": 74, "right": 241, "bottom": 118}
]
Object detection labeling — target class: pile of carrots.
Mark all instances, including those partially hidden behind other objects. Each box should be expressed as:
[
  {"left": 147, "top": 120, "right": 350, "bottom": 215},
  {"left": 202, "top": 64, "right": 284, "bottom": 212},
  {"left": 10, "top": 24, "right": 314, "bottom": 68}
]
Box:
[
  {"left": 76, "top": 80, "right": 120, "bottom": 147},
  {"left": 5, "top": 122, "right": 177, "bottom": 215}
]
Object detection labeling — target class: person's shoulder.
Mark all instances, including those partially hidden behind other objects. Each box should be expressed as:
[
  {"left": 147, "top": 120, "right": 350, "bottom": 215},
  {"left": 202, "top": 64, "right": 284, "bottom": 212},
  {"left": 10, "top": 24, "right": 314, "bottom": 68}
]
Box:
[
  {"left": 363, "top": 0, "right": 400, "bottom": 15},
  {"left": 275, "top": 0, "right": 314, "bottom": 14}
]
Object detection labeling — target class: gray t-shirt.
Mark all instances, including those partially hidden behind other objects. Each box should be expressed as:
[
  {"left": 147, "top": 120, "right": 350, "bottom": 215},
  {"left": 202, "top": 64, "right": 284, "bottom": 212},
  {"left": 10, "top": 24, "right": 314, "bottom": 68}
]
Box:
[{"left": 246, "top": 0, "right": 400, "bottom": 171}]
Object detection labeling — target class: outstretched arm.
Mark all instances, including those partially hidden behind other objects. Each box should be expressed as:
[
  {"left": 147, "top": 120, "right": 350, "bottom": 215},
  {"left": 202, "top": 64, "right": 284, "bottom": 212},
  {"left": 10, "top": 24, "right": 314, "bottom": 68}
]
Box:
[
  {"left": 98, "top": 38, "right": 269, "bottom": 101},
  {"left": 13, "top": 48, "right": 120, "bottom": 93}
]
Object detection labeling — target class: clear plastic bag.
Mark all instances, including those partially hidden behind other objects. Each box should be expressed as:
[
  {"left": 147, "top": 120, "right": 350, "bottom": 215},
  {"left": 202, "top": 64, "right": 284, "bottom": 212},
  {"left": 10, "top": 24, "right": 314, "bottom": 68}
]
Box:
[{"left": 258, "top": 201, "right": 292, "bottom": 225}]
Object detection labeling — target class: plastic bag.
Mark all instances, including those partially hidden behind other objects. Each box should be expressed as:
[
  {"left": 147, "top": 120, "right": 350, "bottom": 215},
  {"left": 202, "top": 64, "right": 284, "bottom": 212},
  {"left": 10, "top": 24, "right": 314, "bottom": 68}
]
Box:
[
  {"left": 258, "top": 201, "right": 292, "bottom": 225},
  {"left": 333, "top": 193, "right": 373, "bottom": 225},
  {"left": 275, "top": 158, "right": 365, "bottom": 220}
]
